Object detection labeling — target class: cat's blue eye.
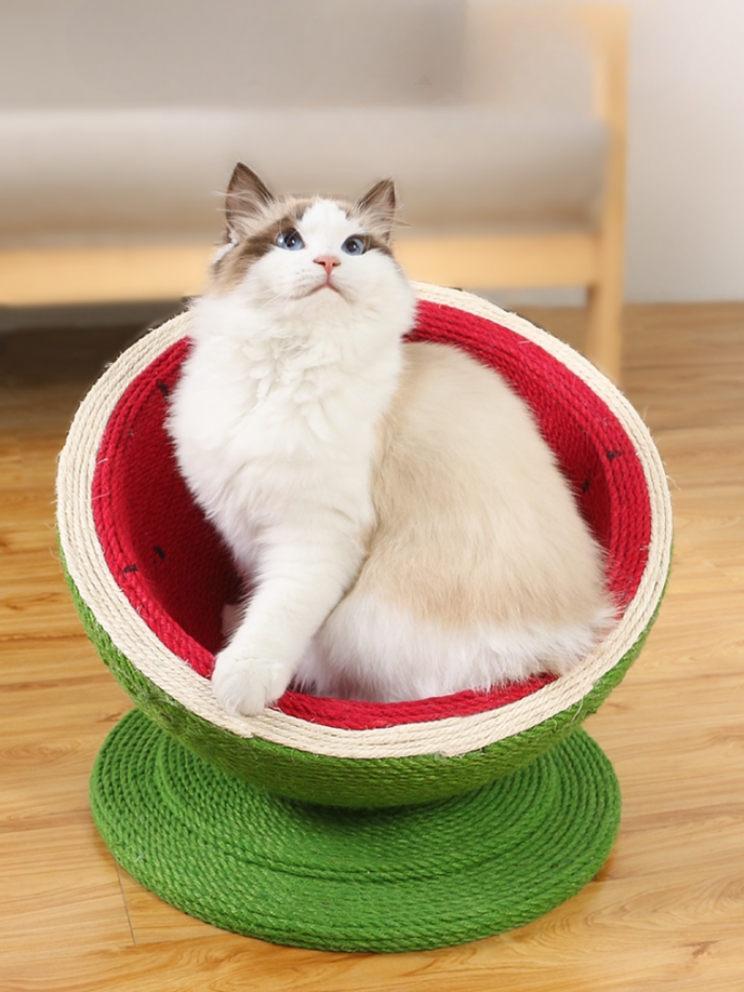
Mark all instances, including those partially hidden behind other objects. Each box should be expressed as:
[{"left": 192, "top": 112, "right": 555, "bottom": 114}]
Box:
[
  {"left": 341, "top": 236, "right": 367, "bottom": 256},
  {"left": 277, "top": 230, "right": 304, "bottom": 251}
]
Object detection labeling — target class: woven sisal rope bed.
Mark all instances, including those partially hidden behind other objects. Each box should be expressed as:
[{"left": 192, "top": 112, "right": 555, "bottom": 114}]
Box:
[{"left": 58, "top": 284, "right": 672, "bottom": 952}]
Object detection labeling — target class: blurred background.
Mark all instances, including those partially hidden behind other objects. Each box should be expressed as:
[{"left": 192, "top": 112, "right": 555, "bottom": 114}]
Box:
[{"left": 0, "top": 0, "right": 743, "bottom": 380}]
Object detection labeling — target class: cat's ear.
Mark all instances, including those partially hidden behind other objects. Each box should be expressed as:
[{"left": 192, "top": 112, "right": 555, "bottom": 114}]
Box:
[
  {"left": 355, "top": 178, "right": 398, "bottom": 243},
  {"left": 224, "top": 163, "right": 275, "bottom": 241}
]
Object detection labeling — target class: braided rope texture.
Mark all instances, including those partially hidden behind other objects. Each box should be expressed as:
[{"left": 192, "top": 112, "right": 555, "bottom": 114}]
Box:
[
  {"left": 63, "top": 551, "right": 664, "bottom": 807},
  {"left": 56, "top": 285, "right": 672, "bottom": 792},
  {"left": 91, "top": 301, "right": 650, "bottom": 692},
  {"left": 91, "top": 306, "right": 651, "bottom": 691},
  {"left": 91, "top": 708, "right": 621, "bottom": 953}
]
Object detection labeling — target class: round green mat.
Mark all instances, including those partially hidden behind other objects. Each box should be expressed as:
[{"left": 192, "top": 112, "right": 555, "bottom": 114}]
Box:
[{"left": 91, "top": 709, "right": 621, "bottom": 952}]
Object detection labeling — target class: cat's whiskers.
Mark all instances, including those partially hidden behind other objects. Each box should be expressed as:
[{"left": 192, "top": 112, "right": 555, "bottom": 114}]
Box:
[{"left": 251, "top": 286, "right": 296, "bottom": 313}]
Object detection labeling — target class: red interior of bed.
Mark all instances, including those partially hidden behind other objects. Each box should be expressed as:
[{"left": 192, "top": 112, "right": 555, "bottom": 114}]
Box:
[{"left": 92, "top": 300, "right": 651, "bottom": 730}]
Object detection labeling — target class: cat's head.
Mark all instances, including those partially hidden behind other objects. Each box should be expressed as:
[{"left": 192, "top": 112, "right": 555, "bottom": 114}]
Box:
[{"left": 209, "top": 163, "right": 411, "bottom": 314}]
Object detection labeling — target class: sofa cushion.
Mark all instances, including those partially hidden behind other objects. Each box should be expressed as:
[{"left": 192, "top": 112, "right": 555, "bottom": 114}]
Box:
[
  {"left": 0, "top": 107, "right": 606, "bottom": 246},
  {"left": 2, "top": 0, "right": 467, "bottom": 111}
]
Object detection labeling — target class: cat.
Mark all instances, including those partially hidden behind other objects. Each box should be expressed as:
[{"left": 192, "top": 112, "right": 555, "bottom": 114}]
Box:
[{"left": 167, "top": 163, "right": 613, "bottom": 716}]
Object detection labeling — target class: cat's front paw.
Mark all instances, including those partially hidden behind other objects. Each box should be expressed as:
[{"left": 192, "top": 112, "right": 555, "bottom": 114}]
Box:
[{"left": 211, "top": 648, "right": 291, "bottom": 716}]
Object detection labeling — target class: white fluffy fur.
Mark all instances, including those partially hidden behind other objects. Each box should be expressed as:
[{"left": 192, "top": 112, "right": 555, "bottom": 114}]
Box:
[
  {"left": 170, "top": 194, "right": 415, "bottom": 714},
  {"left": 299, "top": 595, "right": 614, "bottom": 703},
  {"left": 167, "top": 169, "right": 612, "bottom": 715}
]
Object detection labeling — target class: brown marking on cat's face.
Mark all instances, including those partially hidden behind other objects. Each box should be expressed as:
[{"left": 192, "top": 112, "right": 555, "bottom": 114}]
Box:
[
  {"left": 209, "top": 164, "right": 399, "bottom": 295},
  {"left": 349, "top": 178, "right": 398, "bottom": 245},
  {"left": 212, "top": 196, "right": 314, "bottom": 294}
]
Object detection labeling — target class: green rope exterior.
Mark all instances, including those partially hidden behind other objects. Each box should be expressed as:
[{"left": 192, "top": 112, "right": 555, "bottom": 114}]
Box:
[
  {"left": 91, "top": 709, "right": 621, "bottom": 952},
  {"left": 63, "top": 549, "right": 664, "bottom": 808}
]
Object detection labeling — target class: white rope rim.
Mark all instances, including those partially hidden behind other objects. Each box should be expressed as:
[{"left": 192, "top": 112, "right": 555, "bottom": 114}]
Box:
[{"left": 57, "top": 284, "right": 672, "bottom": 760}]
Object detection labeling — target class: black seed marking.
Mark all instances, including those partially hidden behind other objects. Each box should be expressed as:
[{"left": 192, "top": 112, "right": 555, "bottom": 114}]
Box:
[
  {"left": 607, "top": 450, "right": 623, "bottom": 461},
  {"left": 153, "top": 546, "right": 165, "bottom": 560},
  {"left": 156, "top": 380, "right": 170, "bottom": 398},
  {"left": 123, "top": 564, "right": 138, "bottom": 574},
  {"left": 582, "top": 477, "right": 591, "bottom": 493}
]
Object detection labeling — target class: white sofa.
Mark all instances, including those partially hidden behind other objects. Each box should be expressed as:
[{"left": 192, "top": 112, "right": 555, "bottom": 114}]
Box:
[{"left": 0, "top": 1, "right": 627, "bottom": 379}]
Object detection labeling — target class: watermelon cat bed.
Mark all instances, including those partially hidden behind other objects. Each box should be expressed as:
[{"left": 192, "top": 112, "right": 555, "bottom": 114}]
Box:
[{"left": 57, "top": 283, "right": 672, "bottom": 952}]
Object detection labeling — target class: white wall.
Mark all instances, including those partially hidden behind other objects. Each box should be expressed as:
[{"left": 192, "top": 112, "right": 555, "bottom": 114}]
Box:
[{"left": 622, "top": 0, "right": 744, "bottom": 302}]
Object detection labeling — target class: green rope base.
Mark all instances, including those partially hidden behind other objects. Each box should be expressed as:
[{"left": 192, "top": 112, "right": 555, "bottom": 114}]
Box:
[{"left": 91, "top": 709, "right": 621, "bottom": 953}]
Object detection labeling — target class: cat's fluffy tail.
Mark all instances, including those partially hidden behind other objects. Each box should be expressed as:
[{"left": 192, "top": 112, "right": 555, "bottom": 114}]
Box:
[{"left": 296, "top": 595, "right": 616, "bottom": 703}]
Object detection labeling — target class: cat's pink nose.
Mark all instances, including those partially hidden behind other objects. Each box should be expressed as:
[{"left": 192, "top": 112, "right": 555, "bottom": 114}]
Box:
[{"left": 314, "top": 255, "right": 340, "bottom": 275}]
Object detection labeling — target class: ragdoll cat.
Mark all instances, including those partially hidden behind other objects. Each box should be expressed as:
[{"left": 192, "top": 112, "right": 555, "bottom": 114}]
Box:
[{"left": 167, "top": 163, "right": 612, "bottom": 716}]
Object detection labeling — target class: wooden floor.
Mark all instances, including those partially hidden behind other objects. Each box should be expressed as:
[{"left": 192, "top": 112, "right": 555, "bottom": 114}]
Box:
[{"left": 2, "top": 302, "right": 742, "bottom": 991}]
